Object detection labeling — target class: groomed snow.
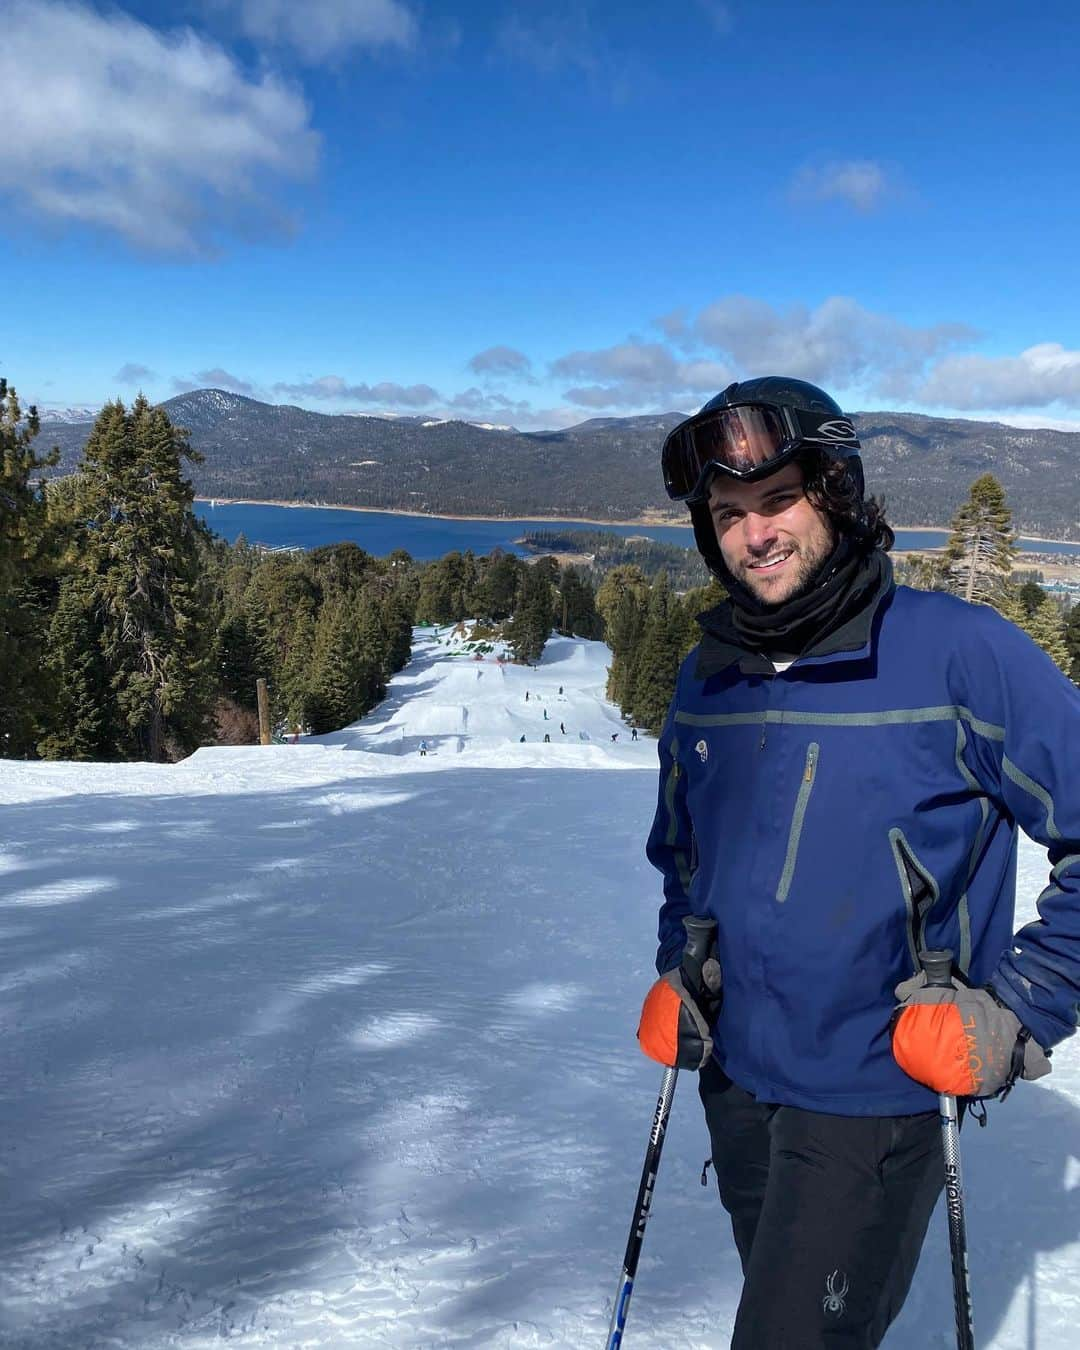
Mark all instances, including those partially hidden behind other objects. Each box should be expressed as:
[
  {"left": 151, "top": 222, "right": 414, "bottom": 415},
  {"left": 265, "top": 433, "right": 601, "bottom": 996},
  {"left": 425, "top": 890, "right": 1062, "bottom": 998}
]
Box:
[{"left": 1, "top": 628, "right": 1077, "bottom": 1348}]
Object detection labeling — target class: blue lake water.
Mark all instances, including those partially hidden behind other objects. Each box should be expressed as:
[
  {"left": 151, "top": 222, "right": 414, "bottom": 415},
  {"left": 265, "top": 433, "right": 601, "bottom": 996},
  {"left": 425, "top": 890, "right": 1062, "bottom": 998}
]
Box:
[{"left": 194, "top": 501, "right": 1080, "bottom": 560}]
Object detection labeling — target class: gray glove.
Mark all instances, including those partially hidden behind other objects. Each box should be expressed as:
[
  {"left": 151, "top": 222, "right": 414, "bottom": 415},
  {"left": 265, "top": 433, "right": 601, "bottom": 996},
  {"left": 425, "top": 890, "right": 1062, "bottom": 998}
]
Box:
[{"left": 892, "top": 971, "right": 1051, "bottom": 1099}]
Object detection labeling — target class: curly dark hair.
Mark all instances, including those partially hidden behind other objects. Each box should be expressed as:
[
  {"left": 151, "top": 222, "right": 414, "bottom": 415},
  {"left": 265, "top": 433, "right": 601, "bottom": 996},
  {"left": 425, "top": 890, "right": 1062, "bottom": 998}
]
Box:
[{"left": 799, "top": 447, "right": 894, "bottom": 553}]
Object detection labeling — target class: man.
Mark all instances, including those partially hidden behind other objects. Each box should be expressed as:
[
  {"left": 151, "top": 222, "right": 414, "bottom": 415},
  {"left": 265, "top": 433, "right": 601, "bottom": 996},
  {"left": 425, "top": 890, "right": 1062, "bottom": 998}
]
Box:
[{"left": 637, "top": 376, "right": 1079, "bottom": 1348}]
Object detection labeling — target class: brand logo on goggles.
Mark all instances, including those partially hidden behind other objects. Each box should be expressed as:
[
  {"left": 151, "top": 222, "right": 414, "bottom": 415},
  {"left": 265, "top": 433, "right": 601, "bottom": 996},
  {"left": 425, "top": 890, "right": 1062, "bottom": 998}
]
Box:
[{"left": 808, "top": 418, "right": 857, "bottom": 443}]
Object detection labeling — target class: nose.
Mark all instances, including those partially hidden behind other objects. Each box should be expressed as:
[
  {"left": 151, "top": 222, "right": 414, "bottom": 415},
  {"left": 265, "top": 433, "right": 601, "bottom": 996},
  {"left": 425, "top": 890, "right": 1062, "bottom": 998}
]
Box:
[{"left": 742, "top": 511, "right": 778, "bottom": 553}]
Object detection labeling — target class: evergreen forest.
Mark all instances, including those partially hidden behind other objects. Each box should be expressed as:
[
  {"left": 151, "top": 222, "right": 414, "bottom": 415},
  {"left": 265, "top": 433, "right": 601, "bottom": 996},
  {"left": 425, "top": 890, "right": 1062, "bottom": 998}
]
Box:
[{"left": 2, "top": 382, "right": 1078, "bottom": 764}]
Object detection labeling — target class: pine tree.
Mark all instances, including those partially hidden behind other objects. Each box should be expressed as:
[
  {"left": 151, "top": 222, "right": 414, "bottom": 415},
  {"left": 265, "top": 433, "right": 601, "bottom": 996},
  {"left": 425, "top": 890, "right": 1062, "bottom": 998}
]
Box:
[
  {"left": 415, "top": 557, "right": 457, "bottom": 624},
  {"left": 379, "top": 588, "right": 414, "bottom": 674},
  {"left": 941, "top": 474, "right": 1017, "bottom": 609},
  {"left": 217, "top": 609, "right": 266, "bottom": 711},
  {"left": 307, "top": 541, "right": 375, "bottom": 598},
  {"left": 0, "top": 380, "right": 58, "bottom": 757},
  {"left": 37, "top": 577, "right": 114, "bottom": 760},
  {"left": 307, "top": 599, "right": 357, "bottom": 733},
  {"left": 674, "top": 578, "right": 727, "bottom": 659},
  {"left": 280, "top": 608, "right": 318, "bottom": 730},
  {"left": 474, "top": 550, "right": 521, "bottom": 621},
  {"left": 1017, "top": 579, "right": 1048, "bottom": 619},
  {"left": 596, "top": 565, "right": 649, "bottom": 706},
  {"left": 988, "top": 579, "right": 1024, "bottom": 625},
  {"left": 1065, "top": 603, "right": 1080, "bottom": 684},
  {"left": 506, "top": 563, "right": 552, "bottom": 664},
  {"left": 76, "top": 396, "right": 216, "bottom": 760},
  {"left": 556, "top": 565, "right": 602, "bottom": 638},
  {"left": 896, "top": 553, "right": 946, "bottom": 591},
  {"left": 354, "top": 594, "right": 388, "bottom": 706},
  {"left": 628, "top": 573, "right": 683, "bottom": 732},
  {"left": 1021, "top": 593, "right": 1071, "bottom": 674}
]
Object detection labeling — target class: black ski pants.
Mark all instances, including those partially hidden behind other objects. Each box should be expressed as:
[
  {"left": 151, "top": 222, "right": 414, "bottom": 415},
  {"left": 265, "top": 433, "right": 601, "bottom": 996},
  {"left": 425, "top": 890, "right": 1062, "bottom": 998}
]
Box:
[{"left": 698, "top": 1059, "right": 945, "bottom": 1349}]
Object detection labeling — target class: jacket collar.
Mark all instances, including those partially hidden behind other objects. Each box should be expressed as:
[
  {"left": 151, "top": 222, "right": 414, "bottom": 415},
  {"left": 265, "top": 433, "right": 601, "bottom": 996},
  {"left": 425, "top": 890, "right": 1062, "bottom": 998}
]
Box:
[{"left": 693, "top": 559, "right": 895, "bottom": 680}]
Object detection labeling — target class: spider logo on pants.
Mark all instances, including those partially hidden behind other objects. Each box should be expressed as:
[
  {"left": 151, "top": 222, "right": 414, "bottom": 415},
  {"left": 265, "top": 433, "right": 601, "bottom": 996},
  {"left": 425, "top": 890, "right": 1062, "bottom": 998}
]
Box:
[{"left": 822, "top": 1269, "right": 849, "bottom": 1316}]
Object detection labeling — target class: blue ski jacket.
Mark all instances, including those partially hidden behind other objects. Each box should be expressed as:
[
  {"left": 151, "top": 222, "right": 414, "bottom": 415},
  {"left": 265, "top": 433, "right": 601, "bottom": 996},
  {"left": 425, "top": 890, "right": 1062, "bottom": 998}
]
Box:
[{"left": 646, "top": 577, "right": 1080, "bottom": 1115}]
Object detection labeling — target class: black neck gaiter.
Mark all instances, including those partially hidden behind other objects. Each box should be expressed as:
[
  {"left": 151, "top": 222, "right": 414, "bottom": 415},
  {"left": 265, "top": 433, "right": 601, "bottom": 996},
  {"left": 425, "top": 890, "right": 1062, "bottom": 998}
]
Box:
[{"left": 723, "top": 536, "right": 891, "bottom": 655}]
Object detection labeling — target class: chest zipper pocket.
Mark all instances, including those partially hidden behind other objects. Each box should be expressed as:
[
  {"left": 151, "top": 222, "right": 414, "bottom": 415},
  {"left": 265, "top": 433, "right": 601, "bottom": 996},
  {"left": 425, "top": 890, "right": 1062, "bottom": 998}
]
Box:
[
  {"left": 776, "top": 742, "right": 819, "bottom": 903},
  {"left": 888, "top": 828, "right": 940, "bottom": 974}
]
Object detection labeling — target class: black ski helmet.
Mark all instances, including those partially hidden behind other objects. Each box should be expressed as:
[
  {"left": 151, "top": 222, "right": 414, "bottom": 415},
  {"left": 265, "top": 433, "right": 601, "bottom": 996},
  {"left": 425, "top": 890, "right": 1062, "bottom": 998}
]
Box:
[{"left": 665, "top": 376, "right": 865, "bottom": 581}]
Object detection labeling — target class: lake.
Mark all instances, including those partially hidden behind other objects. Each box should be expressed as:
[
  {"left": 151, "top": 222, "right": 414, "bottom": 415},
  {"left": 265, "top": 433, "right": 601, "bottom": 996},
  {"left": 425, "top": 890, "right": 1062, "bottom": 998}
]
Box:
[{"left": 193, "top": 500, "right": 1080, "bottom": 561}]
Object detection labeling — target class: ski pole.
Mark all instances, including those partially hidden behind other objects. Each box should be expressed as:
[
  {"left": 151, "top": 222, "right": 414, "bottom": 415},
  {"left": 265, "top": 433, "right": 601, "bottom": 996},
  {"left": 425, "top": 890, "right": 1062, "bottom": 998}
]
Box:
[
  {"left": 920, "top": 948, "right": 976, "bottom": 1350},
  {"left": 606, "top": 915, "right": 717, "bottom": 1349}
]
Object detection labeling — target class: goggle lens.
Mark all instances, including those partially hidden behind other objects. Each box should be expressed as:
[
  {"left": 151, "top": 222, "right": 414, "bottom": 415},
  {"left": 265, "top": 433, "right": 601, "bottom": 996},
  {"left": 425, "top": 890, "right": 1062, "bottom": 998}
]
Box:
[{"left": 663, "top": 405, "right": 791, "bottom": 501}]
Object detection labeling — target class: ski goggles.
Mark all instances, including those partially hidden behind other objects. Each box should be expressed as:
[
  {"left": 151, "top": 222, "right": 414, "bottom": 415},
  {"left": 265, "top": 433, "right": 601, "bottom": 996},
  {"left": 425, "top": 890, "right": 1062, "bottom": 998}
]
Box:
[{"left": 661, "top": 403, "right": 861, "bottom": 502}]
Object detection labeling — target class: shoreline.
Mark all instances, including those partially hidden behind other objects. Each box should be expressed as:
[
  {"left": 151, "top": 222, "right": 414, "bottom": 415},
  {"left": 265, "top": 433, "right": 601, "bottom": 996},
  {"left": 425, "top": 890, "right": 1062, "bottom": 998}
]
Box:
[
  {"left": 193, "top": 496, "right": 690, "bottom": 529},
  {"left": 192, "top": 498, "right": 1079, "bottom": 548}
]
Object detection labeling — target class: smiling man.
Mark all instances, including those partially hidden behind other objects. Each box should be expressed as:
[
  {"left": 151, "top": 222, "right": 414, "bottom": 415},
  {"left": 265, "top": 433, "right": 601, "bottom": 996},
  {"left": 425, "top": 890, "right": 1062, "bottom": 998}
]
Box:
[
  {"left": 635, "top": 377, "right": 1080, "bottom": 1347},
  {"left": 707, "top": 461, "right": 835, "bottom": 606}
]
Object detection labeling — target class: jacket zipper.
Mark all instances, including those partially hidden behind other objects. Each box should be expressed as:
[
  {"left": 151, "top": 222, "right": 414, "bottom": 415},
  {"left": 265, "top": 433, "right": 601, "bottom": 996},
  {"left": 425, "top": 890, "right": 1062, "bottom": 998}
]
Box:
[
  {"left": 776, "top": 742, "right": 819, "bottom": 903},
  {"left": 888, "top": 828, "right": 940, "bottom": 973}
]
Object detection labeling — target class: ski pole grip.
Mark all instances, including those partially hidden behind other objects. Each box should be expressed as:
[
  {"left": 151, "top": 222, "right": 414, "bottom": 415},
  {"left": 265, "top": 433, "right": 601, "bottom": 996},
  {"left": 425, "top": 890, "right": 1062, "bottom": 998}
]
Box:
[
  {"left": 919, "top": 948, "right": 955, "bottom": 989},
  {"left": 683, "top": 915, "right": 717, "bottom": 966}
]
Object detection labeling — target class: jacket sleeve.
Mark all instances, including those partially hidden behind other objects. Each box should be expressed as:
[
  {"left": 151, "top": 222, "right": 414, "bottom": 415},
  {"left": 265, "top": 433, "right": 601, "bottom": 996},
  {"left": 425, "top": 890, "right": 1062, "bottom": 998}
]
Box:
[
  {"left": 957, "top": 607, "right": 1080, "bottom": 1050},
  {"left": 645, "top": 691, "right": 697, "bottom": 975}
]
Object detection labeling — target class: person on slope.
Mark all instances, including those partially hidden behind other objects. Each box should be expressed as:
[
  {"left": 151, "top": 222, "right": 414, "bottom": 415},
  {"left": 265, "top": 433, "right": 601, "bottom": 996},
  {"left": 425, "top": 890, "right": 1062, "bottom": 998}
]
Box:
[{"left": 637, "top": 376, "right": 1080, "bottom": 1349}]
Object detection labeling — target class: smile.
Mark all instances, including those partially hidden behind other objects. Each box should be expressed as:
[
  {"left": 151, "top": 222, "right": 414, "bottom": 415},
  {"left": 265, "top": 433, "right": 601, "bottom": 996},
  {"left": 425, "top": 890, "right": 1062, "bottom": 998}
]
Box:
[{"left": 746, "top": 549, "right": 794, "bottom": 571}]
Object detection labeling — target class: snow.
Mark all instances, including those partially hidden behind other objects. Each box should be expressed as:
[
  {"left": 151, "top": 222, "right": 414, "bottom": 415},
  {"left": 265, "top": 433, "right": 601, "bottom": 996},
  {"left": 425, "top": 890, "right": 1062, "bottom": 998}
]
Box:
[
  {"left": 1, "top": 628, "right": 1077, "bottom": 1348},
  {"left": 36, "top": 406, "right": 100, "bottom": 425}
]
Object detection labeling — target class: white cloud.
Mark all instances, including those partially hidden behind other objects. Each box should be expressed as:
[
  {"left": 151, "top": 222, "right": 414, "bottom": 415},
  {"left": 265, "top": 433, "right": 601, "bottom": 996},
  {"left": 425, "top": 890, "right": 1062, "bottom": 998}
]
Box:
[
  {"left": 990, "top": 413, "right": 1080, "bottom": 432},
  {"left": 229, "top": 0, "right": 417, "bottom": 64},
  {"left": 694, "top": 295, "right": 973, "bottom": 395},
  {"left": 654, "top": 308, "right": 689, "bottom": 342},
  {"left": 0, "top": 0, "right": 318, "bottom": 254},
  {"left": 114, "top": 363, "right": 156, "bottom": 384},
  {"left": 791, "top": 159, "right": 892, "bottom": 213},
  {"left": 553, "top": 341, "right": 679, "bottom": 386},
  {"left": 446, "top": 387, "right": 534, "bottom": 418},
  {"left": 273, "top": 376, "right": 440, "bottom": 407},
  {"left": 916, "top": 343, "right": 1080, "bottom": 410},
  {"left": 493, "top": 8, "right": 650, "bottom": 101},
  {"left": 466, "top": 346, "right": 533, "bottom": 377},
  {"left": 494, "top": 11, "right": 596, "bottom": 76},
  {"left": 551, "top": 341, "right": 731, "bottom": 409},
  {"left": 176, "top": 368, "right": 256, "bottom": 396}
]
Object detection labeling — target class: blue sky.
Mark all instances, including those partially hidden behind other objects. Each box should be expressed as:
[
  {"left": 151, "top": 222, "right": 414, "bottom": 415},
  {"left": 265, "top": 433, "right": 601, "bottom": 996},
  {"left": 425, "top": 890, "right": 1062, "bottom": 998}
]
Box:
[{"left": 4, "top": 0, "right": 1080, "bottom": 430}]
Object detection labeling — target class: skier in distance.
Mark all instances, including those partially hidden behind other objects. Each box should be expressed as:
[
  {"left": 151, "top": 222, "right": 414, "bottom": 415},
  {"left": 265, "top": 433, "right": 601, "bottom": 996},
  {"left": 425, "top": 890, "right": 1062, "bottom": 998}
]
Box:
[{"left": 637, "top": 376, "right": 1079, "bottom": 1347}]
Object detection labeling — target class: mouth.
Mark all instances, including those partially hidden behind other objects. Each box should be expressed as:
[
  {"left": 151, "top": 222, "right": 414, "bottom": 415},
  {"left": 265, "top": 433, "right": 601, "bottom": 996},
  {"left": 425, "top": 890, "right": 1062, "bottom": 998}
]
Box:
[{"left": 745, "top": 547, "right": 795, "bottom": 574}]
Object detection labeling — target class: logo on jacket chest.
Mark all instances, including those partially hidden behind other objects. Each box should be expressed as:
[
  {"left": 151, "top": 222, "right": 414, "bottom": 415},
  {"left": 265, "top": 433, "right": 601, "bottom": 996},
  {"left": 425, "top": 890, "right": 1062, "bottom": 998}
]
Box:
[{"left": 695, "top": 739, "right": 708, "bottom": 764}]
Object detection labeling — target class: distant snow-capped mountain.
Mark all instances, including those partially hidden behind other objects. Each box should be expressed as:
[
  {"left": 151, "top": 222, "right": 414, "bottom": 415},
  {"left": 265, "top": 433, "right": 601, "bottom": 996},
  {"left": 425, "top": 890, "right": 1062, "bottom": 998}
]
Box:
[
  {"left": 37, "top": 405, "right": 101, "bottom": 424},
  {"left": 31, "top": 389, "right": 1080, "bottom": 538}
]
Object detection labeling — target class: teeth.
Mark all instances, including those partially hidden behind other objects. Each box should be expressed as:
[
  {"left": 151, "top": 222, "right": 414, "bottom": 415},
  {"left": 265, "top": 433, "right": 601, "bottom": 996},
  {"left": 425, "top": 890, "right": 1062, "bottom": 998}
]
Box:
[{"left": 749, "top": 550, "right": 792, "bottom": 569}]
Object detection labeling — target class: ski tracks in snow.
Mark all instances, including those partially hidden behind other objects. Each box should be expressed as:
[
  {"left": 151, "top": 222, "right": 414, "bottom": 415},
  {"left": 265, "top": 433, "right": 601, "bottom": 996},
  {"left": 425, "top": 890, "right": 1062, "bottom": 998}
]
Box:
[{"left": 1, "top": 632, "right": 1078, "bottom": 1347}]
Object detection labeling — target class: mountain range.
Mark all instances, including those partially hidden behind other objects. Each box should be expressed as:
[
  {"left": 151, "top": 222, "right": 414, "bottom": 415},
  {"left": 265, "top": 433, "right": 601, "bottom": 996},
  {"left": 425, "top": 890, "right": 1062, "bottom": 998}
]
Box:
[{"left": 36, "top": 390, "right": 1080, "bottom": 540}]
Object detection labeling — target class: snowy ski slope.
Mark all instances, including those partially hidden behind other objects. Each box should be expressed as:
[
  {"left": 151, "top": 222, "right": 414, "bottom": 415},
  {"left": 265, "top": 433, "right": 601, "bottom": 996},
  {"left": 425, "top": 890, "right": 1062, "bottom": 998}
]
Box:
[{"left": 1, "top": 627, "right": 1078, "bottom": 1348}]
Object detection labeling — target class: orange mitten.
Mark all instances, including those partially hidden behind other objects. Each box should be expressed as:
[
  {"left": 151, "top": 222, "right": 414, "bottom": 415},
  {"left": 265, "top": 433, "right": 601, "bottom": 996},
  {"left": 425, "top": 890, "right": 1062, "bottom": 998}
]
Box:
[
  {"left": 891, "top": 972, "right": 1050, "bottom": 1098},
  {"left": 637, "top": 966, "right": 720, "bottom": 1071}
]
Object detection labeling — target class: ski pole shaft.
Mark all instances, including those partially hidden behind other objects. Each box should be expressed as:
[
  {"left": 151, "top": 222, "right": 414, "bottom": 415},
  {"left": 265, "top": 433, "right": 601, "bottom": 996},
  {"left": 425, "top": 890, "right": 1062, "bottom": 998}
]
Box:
[
  {"left": 606, "top": 915, "right": 717, "bottom": 1348},
  {"left": 920, "top": 948, "right": 976, "bottom": 1350},
  {"left": 605, "top": 1065, "right": 678, "bottom": 1349}
]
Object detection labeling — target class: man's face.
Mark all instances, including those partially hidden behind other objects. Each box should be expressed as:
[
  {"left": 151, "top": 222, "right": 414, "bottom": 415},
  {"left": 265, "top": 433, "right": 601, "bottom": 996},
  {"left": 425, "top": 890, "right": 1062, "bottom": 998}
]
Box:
[{"left": 708, "top": 462, "right": 836, "bottom": 606}]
